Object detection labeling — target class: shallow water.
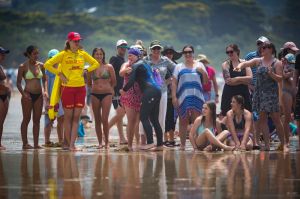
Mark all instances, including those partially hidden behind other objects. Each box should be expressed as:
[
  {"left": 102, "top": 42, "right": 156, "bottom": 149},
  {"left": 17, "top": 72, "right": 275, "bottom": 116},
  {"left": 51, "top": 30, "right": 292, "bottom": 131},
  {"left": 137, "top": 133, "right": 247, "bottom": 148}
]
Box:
[
  {"left": 0, "top": 150, "right": 300, "bottom": 199},
  {"left": 1, "top": 94, "right": 300, "bottom": 199}
]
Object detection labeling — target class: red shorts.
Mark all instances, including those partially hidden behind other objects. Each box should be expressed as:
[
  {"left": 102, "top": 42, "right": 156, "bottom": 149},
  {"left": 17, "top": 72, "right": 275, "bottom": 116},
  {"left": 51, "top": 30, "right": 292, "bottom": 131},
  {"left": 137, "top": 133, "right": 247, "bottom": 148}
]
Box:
[{"left": 61, "top": 86, "right": 86, "bottom": 109}]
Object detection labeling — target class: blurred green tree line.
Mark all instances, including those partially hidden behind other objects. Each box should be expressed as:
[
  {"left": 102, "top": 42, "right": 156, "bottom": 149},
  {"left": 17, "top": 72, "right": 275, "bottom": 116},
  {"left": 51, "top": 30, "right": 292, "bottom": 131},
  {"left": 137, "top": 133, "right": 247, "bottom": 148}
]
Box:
[{"left": 0, "top": 0, "right": 299, "bottom": 70}]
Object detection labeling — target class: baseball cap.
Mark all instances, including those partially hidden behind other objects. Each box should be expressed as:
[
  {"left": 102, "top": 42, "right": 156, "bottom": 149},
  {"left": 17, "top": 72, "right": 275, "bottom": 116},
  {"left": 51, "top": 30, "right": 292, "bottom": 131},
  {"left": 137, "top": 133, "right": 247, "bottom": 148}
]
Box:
[
  {"left": 0, "top": 47, "right": 9, "bottom": 54},
  {"left": 116, "top": 39, "right": 128, "bottom": 48},
  {"left": 256, "top": 36, "right": 269, "bottom": 43},
  {"left": 48, "top": 49, "right": 59, "bottom": 58},
  {"left": 67, "top": 32, "right": 82, "bottom": 41},
  {"left": 285, "top": 53, "right": 296, "bottom": 64},
  {"left": 150, "top": 40, "right": 162, "bottom": 49},
  {"left": 281, "top": 42, "right": 299, "bottom": 51}
]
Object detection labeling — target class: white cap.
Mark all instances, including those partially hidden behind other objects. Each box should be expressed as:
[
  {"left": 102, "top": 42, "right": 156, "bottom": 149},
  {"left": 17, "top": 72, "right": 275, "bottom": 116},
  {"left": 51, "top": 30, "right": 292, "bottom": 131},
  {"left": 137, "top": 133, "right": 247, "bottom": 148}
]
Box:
[
  {"left": 116, "top": 39, "right": 128, "bottom": 48},
  {"left": 256, "top": 36, "right": 269, "bottom": 43}
]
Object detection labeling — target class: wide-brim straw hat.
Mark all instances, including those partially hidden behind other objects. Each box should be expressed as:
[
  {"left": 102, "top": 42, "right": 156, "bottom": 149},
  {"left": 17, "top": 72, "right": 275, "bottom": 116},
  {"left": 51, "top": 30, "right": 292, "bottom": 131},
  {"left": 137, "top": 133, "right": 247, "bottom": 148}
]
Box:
[{"left": 196, "top": 54, "right": 210, "bottom": 64}]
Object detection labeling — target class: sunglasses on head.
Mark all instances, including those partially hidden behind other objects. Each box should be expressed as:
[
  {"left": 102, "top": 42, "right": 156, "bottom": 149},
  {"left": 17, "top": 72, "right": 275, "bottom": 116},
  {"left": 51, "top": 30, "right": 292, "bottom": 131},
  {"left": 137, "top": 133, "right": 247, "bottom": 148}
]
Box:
[
  {"left": 152, "top": 46, "right": 161, "bottom": 51},
  {"left": 183, "top": 50, "right": 193, "bottom": 54},
  {"left": 226, "top": 50, "right": 234, "bottom": 54}
]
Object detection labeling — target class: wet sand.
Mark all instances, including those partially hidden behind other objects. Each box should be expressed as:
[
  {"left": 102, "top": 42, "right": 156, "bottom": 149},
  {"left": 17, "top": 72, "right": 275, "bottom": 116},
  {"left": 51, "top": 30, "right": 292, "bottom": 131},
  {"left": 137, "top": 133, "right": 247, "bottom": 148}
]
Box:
[{"left": 1, "top": 94, "right": 300, "bottom": 198}]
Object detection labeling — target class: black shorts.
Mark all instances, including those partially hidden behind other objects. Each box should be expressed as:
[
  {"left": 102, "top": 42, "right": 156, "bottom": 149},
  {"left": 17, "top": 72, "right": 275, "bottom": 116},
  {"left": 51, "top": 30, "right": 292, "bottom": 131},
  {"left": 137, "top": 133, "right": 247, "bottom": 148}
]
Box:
[{"left": 294, "top": 91, "right": 300, "bottom": 120}]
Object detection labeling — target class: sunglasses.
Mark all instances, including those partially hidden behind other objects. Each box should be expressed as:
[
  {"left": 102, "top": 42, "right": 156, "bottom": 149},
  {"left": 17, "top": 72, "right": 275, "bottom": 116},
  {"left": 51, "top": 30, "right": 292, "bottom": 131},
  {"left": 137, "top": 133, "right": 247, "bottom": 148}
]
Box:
[
  {"left": 261, "top": 46, "right": 271, "bottom": 50},
  {"left": 226, "top": 50, "right": 234, "bottom": 54},
  {"left": 152, "top": 47, "right": 161, "bottom": 51},
  {"left": 166, "top": 51, "right": 173, "bottom": 55},
  {"left": 256, "top": 42, "right": 263, "bottom": 46},
  {"left": 183, "top": 51, "right": 193, "bottom": 55}
]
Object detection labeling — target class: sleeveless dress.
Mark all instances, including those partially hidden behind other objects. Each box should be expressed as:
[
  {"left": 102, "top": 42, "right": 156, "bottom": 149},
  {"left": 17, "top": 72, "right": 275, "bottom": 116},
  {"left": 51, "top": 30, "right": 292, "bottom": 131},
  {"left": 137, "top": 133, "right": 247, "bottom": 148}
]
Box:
[
  {"left": 173, "top": 62, "right": 205, "bottom": 119},
  {"left": 120, "top": 65, "right": 142, "bottom": 112},
  {"left": 252, "top": 58, "right": 279, "bottom": 113},
  {"left": 221, "top": 61, "right": 251, "bottom": 116}
]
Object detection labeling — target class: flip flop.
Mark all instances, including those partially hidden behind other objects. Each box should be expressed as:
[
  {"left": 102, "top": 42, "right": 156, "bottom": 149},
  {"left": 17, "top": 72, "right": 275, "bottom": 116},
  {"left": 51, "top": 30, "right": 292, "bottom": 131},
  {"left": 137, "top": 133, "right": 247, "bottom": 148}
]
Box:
[
  {"left": 43, "top": 142, "right": 55, "bottom": 147},
  {"left": 96, "top": 145, "right": 105, "bottom": 149}
]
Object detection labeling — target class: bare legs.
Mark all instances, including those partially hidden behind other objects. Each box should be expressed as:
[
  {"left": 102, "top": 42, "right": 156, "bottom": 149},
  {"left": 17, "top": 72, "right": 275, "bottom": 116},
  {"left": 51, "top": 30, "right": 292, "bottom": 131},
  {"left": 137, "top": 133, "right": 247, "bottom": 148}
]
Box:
[
  {"left": 179, "top": 110, "right": 200, "bottom": 150},
  {"left": 92, "top": 95, "right": 112, "bottom": 149},
  {"left": 124, "top": 107, "right": 140, "bottom": 150},
  {"left": 63, "top": 107, "right": 82, "bottom": 151},
  {"left": 108, "top": 106, "right": 127, "bottom": 144},
  {"left": 259, "top": 111, "right": 288, "bottom": 152},
  {"left": 21, "top": 94, "right": 43, "bottom": 149},
  {"left": 0, "top": 98, "right": 9, "bottom": 150},
  {"left": 192, "top": 129, "right": 233, "bottom": 151},
  {"left": 44, "top": 115, "right": 64, "bottom": 145},
  {"left": 281, "top": 94, "right": 293, "bottom": 146}
]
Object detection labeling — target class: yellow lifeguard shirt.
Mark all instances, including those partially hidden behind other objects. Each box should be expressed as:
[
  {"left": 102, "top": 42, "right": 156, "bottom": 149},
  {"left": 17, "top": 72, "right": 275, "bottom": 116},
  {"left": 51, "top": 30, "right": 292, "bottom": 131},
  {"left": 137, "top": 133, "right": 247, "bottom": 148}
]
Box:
[{"left": 44, "top": 49, "right": 99, "bottom": 87}]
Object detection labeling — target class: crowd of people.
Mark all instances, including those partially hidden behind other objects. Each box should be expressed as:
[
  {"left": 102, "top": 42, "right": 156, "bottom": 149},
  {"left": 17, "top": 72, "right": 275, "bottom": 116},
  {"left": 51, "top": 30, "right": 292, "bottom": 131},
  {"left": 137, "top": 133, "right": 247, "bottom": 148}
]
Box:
[{"left": 0, "top": 33, "right": 299, "bottom": 152}]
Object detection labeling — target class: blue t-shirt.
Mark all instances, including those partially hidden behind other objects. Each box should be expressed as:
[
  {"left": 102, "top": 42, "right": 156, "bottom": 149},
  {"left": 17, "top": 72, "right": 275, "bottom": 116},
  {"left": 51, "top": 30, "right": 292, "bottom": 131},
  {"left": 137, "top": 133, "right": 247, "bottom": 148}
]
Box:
[
  {"left": 245, "top": 51, "right": 259, "bottom": 86},
  {"left": 45, "top": 70, "right": 56, "bottom": 97}
]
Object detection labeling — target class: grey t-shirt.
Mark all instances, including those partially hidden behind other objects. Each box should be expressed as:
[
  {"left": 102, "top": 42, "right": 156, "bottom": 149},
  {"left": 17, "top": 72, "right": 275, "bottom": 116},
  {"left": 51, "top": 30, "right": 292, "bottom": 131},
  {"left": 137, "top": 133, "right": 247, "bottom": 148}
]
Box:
[{"left": 143, "top": 55, "right": 176, "bottom": 93}]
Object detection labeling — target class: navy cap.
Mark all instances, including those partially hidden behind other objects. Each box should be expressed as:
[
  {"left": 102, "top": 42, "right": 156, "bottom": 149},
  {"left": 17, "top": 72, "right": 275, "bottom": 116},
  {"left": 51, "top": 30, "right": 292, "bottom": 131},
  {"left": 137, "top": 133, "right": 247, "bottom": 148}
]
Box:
[{"left": 0, "top": 47, "right": 9, "bottom": 54}]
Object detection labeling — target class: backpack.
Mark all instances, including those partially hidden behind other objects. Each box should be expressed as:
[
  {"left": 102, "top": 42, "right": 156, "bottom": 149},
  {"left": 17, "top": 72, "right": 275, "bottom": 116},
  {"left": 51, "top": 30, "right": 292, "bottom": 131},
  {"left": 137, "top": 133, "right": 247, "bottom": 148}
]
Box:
[{"left": 152, "top": 68, "right": 163, "bottom": 87}]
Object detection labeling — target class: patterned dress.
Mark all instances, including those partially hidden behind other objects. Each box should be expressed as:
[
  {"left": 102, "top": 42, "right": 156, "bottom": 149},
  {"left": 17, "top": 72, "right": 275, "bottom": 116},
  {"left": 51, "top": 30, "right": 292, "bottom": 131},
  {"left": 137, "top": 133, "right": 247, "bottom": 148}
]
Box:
[
  {"left": 252, "top": 58, "right": 279, "bottom": 113},
  {"left": 120, "top": 64, "right": 142, "bottom": 112},
  {"left": 173, "top": 62, "right": 205, "bottom": 119}
]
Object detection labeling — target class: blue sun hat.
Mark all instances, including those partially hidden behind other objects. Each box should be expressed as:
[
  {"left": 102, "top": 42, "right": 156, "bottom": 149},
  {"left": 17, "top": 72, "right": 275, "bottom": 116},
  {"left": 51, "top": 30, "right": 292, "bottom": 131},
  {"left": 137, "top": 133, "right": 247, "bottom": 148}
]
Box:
[
  {"left": 48, "top": 49, "right": 59, "bottom": 58},
  {"left": 285, "top": 53, "right": 295, "bottom": 64}
]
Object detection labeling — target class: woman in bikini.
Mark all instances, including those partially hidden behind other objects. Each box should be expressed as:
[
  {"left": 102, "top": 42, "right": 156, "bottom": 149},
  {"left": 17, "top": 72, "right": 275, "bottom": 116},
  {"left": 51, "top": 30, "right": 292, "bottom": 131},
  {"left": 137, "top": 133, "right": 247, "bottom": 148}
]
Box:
[
  {"left": 0, "top": 47, "right": 10, "bottom": 150},
  {"left": 17, "top": 45, "right": 46, "bottom": 149},
  {"left": 281, "top": 53, "right": 296, "bottom": 146},
  {"left": 87, "top": 47, "right": 116, "bottom": 149},
  {"left": 189, "top": 101, "right": 233, "bottom": 151},
  {"left": 220, "top": 95, "right": 253, "bottom": 151}
]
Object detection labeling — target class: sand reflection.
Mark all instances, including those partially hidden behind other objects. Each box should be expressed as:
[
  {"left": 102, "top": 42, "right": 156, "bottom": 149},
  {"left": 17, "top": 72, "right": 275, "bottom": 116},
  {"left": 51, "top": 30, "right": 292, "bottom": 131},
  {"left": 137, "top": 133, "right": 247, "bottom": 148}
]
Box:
[{"left": 0, "top": 150, "right": 299, "bottom": 198}]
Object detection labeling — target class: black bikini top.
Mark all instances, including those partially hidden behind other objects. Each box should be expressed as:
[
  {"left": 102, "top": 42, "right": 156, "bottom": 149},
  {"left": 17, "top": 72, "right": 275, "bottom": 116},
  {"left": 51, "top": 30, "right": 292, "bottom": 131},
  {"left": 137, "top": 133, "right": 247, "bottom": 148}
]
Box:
[{"left": 233, "top": 113, "right": 245, "bottom": 130}]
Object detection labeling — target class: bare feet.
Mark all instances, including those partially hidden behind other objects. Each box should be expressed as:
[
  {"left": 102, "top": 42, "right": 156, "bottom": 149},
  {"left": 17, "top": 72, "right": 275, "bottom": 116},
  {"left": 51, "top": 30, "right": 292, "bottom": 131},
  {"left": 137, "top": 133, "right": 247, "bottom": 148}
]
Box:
[
  {"left": 62, "top": 145, "right": 69, "bottom": 150},
  {"left": 261, "top": 146, "right": 270, "bottom": 151},
  {"left": 119, "top": 140, "right": 128, "bottom": 145},
  {"left": 148, "top": 146, "right": 164, "bottom": 152},
  {"left": 22, "top": 144, "right": 34, "bottom": 150},
  {"left": 179, "top": 145, "right": 185, "bottom": 151},
  {"left": 69, "top": 147, "right": 82, "bottom": 151},
  {"left": 96, "top": 145, "right": 104, "bottom": 149},
  {"left": 34, "top": 145, "right": 42, "bottom": 149},
  {"left": 140, "top": 143, "right": 155, "bottom": 150},
  {"left": 0, "top": 145, "right": 6, "bottom": 150},
  {"left": 224, "top": 146, "right": 235, "bottom": 151},
  {"left": 283, "top": 145, "right": 290, "bottom": 153},
  {"left": 203, "top": 145, "right": 212, "bottom": 152}
]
